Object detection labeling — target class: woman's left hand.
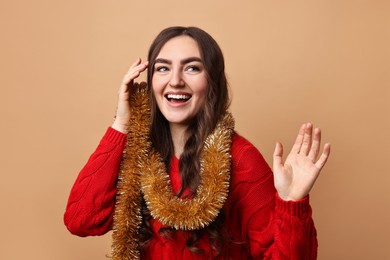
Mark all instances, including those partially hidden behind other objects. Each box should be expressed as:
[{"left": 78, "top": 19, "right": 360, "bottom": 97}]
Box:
[{"left": 273, "top": 123, "right": 331, "bottom": 201}]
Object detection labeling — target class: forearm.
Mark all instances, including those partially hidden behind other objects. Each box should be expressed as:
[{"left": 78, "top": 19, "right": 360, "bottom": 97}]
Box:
[
  {"left": 249, "top": 193, "right": 317, "bottom": 260},
  {"left": 64, "top": 127, "right": 126, "bottom": 236}
]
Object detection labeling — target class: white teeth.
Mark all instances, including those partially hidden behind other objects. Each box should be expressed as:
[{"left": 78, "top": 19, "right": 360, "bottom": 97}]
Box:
[{"left": 167, "top": 94, "right": 190, "bottom": 100}]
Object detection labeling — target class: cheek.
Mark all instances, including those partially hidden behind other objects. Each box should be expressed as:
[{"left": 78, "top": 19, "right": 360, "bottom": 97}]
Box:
[
  {"left": 151, "top": 78, "right": 162, "bottom": 95},
  {"left": 151, "top": 84, "right": 157, "bottom": 96},
  {"left": 196, "top": 79, "right": 209, "bottom": 100},
  {"left": 151, "top": 85, "right": 162, "bottom": 107}
]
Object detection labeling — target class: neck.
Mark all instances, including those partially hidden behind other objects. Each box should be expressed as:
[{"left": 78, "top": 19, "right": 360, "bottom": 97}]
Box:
[{"left": 169, "top": 123, "right": 189, "bottom": 158}]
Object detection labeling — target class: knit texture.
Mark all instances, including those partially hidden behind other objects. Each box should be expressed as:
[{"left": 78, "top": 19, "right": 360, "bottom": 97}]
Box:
[{"left": 64, "top": 129, "right": 318, "bottom": 259}]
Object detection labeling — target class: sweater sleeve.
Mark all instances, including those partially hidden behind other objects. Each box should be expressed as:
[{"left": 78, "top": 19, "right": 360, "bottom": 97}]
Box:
[
  {"left": 229, "top": 135, "right": 317, "bottom": 260},
  {"left": 64, "top": 127, "right": 127, "bottom": 237}
]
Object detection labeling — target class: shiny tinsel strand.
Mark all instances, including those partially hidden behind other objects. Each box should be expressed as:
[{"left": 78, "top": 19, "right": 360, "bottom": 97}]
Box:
[
  {"left": 111, "top": 83, "right": 235, "bottom": 258},
  {"left": 140, "top": 112, "right": 234, "bottom": 231},
  {"left": 111, "top": 83, "right": 151, "bottom": 260}
]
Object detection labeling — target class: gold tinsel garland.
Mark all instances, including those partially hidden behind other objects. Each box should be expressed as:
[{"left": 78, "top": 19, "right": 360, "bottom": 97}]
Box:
[
  {"left": 111, "top": 82, "right": 151, "bottom": 260},
  {"left": 140, "top": 112, "right": 234, "bottom": 230},
  {"left": 111, "top": 82, "right": 234, "bottom": 259}
]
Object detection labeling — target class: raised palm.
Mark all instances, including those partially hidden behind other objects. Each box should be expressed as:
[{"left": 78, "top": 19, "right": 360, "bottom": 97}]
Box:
[{"left": 273, "top": 123, "right": 331, "bottom": 201}]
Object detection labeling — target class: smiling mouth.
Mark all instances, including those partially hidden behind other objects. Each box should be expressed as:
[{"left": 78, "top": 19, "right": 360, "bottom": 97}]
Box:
[{"left": 165, "top": 94, "right": 191, "bottom": 103}]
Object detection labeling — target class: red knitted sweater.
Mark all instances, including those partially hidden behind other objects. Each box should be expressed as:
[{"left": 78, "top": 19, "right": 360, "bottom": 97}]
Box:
[{"left": 64, "top": 127, "right": 317, "bottom": 259}]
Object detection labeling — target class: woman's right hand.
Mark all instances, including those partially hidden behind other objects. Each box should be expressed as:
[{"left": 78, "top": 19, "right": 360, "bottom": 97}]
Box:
[{"left": 112, "top": 58, "right": 149, "bottom": 133}]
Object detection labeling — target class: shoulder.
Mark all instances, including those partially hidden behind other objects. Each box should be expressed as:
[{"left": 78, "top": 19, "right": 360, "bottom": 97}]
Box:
[{"left": 231, "top": 132, "right": 272, "bottom": 182}]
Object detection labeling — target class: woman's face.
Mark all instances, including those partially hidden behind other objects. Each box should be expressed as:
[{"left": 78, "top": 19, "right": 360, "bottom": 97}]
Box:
[{"left": 152, "top": 36, "right": 208, "bottom": 128}]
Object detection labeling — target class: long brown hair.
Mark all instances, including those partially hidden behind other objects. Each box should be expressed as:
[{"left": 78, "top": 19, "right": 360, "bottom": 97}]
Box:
[{"left": 140, "top": 26, "right": 230, "bottom": 255}]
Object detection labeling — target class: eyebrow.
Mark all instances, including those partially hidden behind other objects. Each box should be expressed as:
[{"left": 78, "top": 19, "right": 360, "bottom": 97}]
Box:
[{"left": 154, "top": 57, "right": 203, "bottom": 65}]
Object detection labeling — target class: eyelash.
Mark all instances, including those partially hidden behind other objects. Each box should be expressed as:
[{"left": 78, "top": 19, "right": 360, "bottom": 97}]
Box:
[
  {"left": 155, "top": 66, "right": 169, "bottom": 72},
  {"left": 154, "top": 65, "right": 201, "bottom": 73},
  {"left": 186, "top": 65, "right": 200, "bottom": 72}
]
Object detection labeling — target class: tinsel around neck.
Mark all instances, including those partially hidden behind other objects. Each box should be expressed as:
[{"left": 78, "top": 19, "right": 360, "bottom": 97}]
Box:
[
  {"left": 139, "top": 112, "right": 234, "bottom": 230},
  {"left": 111, "top": 82, "right": 234, "bottom": 259}
]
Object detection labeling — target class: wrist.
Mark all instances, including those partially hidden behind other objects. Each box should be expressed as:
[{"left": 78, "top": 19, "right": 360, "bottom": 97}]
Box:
[
  {"left": 111, "top": 119, "right": 128, "bottom": 134},
  {"left": 277, "top": 191, "right": 305, "bottom": 202},
  {"left": 275, "top": 192, "right": 311, "bottom": 218}
]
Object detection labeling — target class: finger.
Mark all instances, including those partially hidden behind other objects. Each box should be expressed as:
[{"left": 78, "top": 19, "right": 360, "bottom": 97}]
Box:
[
  {"left": 127, "top": 58, "right": 142, "bottom": 72},
  {"left": 308, "top": 127, "right": 321, "bottom": 161},
  {"left": 126, "top": 58, "right": 149, "bottom": 74},
  {"left": 128, "top": 61, "right": 149, "bottom": 74},
  {"left": 273, "top": 142, "right": 284, "bottom": 171},
  {"left": 299, "top": 123, "right": 313, "bottom": 155},
  {"left": 315, "top": 143, "right": 331, "bottom": 169},
  {"left": 121, "top": 61, "right": 149, "bottom": 89},
  {"left": 290, "top": 123, "right": 306, "bottom": 154},
  {"left": 122, "top": 71, "right": 141, "bottom": 85},
  {"left": 124, "top": 62, "right": 149, "bottom": 81}
]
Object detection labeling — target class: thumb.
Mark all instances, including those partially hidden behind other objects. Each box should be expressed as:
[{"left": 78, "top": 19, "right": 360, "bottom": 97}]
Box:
[{"left": 273, "top": 142, "right": 283, "bottom": 171}]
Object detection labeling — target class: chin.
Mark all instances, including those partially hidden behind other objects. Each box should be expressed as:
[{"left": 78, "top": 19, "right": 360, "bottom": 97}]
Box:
[
  {"left": 166, "top": 117, "right": 190, "bottom": 126},
  {"left": 163, "top": 113, "right": 194, "bottom": 126}
]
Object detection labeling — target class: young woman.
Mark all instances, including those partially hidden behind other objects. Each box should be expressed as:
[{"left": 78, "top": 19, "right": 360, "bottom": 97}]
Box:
[{"left": 64, "top": 26, "right": 331, "bottom": 259}]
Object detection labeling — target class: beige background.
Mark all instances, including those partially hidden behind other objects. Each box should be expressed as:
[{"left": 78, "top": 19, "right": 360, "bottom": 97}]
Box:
[{"left": 1, "top": 0, "right": 389, "bottom": 259}]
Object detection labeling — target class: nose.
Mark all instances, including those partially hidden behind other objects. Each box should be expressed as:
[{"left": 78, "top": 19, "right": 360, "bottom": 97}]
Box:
[{"left": 169, "top": 70, "right": 185, "bottom": 88}]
